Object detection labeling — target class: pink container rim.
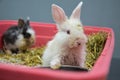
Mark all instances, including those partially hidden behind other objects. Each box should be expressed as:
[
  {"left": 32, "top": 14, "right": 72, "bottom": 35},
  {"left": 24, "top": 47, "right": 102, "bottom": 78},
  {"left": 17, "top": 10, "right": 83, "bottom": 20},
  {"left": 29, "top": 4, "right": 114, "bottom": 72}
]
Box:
[{"left": 0, "top": 20, "right": 115, "bottom": 80}]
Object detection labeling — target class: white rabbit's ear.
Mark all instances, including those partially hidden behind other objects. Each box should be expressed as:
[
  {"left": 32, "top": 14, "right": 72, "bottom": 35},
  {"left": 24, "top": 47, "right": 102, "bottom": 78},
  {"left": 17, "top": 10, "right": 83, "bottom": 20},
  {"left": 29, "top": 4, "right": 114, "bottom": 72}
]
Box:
[
  {"left": 70, "top": 1, "right": 83, "bottom": 20},
  {"left": 52, "top": 4, "right": 67, "bottom": 24}
]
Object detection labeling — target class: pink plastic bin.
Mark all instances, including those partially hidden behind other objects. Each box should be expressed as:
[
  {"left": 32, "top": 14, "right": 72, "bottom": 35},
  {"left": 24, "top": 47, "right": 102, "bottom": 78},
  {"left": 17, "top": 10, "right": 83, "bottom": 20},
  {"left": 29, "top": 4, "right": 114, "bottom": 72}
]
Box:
[{"left": 0, "top": 20, "right": 114, "bottom": 80}]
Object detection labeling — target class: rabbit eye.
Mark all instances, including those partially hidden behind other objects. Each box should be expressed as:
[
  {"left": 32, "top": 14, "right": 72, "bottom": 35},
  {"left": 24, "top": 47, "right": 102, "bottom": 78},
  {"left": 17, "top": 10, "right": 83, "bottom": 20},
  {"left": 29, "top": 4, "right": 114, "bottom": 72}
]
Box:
[
  {"left": 24, "top": 33, "right": 31, "bottom": 39},
  {"left": 66, "top": 30, "right": 70, "bottom": 34}
]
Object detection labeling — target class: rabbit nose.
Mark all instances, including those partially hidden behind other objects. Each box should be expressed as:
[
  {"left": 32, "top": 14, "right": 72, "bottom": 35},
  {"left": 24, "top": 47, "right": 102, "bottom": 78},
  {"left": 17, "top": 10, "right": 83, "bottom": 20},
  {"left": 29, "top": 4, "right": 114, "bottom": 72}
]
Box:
[
  {"left": 75, "top": 38, "right": 81, "bottom": 46},
  {"left": 77, "top": 42, "right": 81, "bottom": 46}
]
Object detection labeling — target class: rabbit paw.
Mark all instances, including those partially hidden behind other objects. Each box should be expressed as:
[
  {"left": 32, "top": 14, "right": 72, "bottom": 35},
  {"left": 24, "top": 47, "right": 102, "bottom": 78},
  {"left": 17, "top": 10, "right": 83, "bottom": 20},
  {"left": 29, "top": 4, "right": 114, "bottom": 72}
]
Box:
[
  {"left": 50, "top": 59, "right": 61, "bottom": 69},
  {"left": 4, "top": 50, "right": 12, "bottom": 54}
]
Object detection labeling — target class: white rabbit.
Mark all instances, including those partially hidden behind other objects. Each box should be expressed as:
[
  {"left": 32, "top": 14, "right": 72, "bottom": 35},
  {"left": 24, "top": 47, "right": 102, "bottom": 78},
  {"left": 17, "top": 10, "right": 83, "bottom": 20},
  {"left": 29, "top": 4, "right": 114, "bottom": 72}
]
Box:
[{"left": 42, "top": 1, "right": 88, "bottom": 69}]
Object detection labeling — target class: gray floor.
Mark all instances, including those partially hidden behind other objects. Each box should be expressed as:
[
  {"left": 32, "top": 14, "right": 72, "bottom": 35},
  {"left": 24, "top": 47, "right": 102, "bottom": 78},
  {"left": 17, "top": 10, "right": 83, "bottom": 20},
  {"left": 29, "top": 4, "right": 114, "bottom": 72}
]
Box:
[{"left": 0, "top": 0, "right": 120, "bottom": 80}]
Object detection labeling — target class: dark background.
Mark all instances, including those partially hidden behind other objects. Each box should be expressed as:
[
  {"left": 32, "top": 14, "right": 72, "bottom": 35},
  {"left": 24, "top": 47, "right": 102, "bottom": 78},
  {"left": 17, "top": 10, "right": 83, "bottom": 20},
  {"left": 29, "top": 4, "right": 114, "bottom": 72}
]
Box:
[{"left": 0, "top": 0, "right": 120, "bottom": 80}]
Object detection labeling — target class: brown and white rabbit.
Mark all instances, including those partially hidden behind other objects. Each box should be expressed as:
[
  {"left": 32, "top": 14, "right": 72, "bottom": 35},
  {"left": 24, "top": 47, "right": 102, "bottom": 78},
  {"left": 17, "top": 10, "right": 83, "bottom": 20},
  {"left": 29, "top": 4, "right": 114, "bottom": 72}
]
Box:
[
  {"left": 42, "top": 2, "right": 88, "bottom": 69},
  {"left": 2, "top": 18, "right": 35, "bottom": 54}
]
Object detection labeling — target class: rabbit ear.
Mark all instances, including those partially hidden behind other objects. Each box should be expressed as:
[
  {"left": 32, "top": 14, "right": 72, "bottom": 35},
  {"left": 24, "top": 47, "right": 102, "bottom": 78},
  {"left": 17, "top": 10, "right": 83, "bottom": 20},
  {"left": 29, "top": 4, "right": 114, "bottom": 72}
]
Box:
[
  {"left": 26, "top": 17, "right": 30, "bottom": 25},
  {"left": 18, "top": 18, "right": 25, "bottom": 27},
  {"left": 52, "top": 4, "right": 67, "bottom": 24},
  {"left": 70, "top": 1, "right": 83, "bottom": 20}
]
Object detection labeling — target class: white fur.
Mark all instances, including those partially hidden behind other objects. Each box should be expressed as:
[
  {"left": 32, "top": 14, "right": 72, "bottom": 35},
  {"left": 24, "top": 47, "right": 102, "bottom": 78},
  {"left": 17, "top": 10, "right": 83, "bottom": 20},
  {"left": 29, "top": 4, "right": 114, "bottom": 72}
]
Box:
[
  {"left": 14, "top": 28, "right": 35, "bottom": 49},
  {"left": 27, "top": 28, "right": 35, "bottom": 39},
  {"left": 42, "top": 1, "right": 87, "bottom": 69},
  {"left": 27, "top": 28, "right": 36, "bottom": 45},
  {"left": 4, "top": 34, "right": 25, "bottom": 50},
  {"left": 15, "top": 34, "right": 26, "bottom": 48}
]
